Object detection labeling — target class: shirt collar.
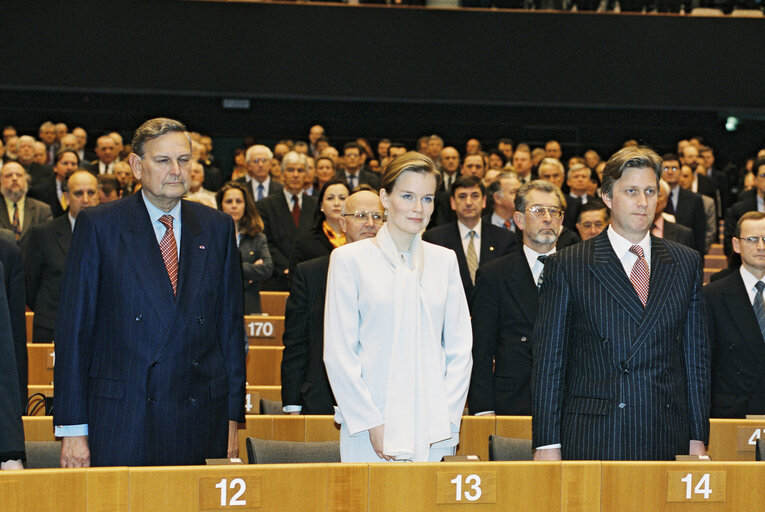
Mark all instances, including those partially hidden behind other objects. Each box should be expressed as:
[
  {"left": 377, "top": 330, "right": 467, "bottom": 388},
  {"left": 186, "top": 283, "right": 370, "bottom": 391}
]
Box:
[
  {"left": 607, "top": 225, "right": 651, "bottom": 263},
  {"left": 142, "top": 190, "right": 182, "bottom": 225},
  {"left": 740, "top": 264, "right": 764, "bottom": 294},
  {"left": 523, "top": 243, "right": 555, "bottom": 271},
  {"left": 457, "top": 219, "right": 481, "bottom": 240}
]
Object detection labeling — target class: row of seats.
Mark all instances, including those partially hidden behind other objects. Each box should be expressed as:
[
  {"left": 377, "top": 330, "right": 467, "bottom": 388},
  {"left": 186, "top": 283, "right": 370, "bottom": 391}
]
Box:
[{"left": 20, "top": 414, "right": 765, "bottom": 463}]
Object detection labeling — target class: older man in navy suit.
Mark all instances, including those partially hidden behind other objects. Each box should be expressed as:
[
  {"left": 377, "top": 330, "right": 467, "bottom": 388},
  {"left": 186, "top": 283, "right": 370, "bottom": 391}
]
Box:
[
  {"left": 54, "top": 118, "right": 245, "bottom": 467},
  {"left": 532, "top": 146, "right": 710, "bottom": 461}
]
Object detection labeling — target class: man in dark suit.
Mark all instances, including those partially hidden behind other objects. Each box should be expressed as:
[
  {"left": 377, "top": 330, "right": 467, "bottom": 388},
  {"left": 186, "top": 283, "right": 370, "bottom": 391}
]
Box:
[
  {"left": 0, "top": 161, "right": 53, "bottom": 242},
  {"left": 16, "top": 135, "right": 52, "bottom": 184},
  {"left": 237, "top": 144, "right": 282, "bottom": 201},
  {"left": 336, "top": 142, "right": 380, "bottom": 190},
  {"left": 469, "top": 179, "right": 564, "bottom": 416},
  {"left": 0, "top": 230, "right": 27, "bottom": 415},
  {"left": 28, "top": 149, "right": 79, "bottom": 218},
  {"left": 257, "top": 151, "right": 317, "bottom": 291},
  {"left": 281, "top": 190, "right": 384, "bottom": 414},
  {"left": 423, "top": 175, "right": 516, "bottom": 301},
  {"left": 23, "top": 171, "right": 99, "bottom": 343},
  {"left": 705, "top": 211, "right": 765, "bottom": 418},
  {"left": 533, "top": 146, "right": 709, "bottom": 461},
  {"left": 661, "top": 153, "right": 707, "bottom": 254},
  {"left": 724, "top": 157, "right": 765, "bottom": 264},
  {"left": 575, "top": 200, "right": 609, "bottom": 242},
  {"left": 85, "top": 135, "right": 119, "bottom": 175},
  {"left": 652, "top": 179, "right": 695, "bottom": 249},
  {"left": 54, "top": 118, "right": 245, "bottom": 467}
]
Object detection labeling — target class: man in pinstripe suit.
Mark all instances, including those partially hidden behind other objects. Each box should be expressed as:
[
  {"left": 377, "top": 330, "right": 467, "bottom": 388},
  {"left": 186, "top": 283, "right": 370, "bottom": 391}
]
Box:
[{"left": 532, "top": 146, "right": 710, "bottom": 461}]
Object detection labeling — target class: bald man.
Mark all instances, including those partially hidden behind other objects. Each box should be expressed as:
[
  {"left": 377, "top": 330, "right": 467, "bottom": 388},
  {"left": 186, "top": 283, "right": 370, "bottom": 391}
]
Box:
[{"left": 281, "top": 190, "right": 384, "bottom": 415}]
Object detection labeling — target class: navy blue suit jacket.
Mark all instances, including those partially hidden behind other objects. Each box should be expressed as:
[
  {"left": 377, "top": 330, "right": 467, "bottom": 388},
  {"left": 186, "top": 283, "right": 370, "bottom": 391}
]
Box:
[
  {"left": 532, "top": 230, "right": 710, "bottom": 460},
  {"left": 54, "top": 193, "right": 246, "bottom": 466}
]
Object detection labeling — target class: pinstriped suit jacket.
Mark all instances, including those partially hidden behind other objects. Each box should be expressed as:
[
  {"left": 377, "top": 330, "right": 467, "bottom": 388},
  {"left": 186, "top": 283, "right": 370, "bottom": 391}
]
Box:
[{"left": 531, "top": 230, "right": 710, "bottom": 460}]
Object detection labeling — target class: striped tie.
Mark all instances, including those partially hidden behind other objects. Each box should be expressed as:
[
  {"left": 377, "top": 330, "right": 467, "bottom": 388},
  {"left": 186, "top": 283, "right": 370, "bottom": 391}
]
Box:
[
  {"left": 754, "top": 281, "right": 765, "bottom": 343},
  {"left": 158, "top": 215, "right": 178, "bottom": 296},
  {"left": 466, "top": 230, "right": 478, "bottom": 284},
  {"left": 629, "top": 245, "right": 650, "bottom": 307},
  {"left": 11, "top": 202, "right": 20, "bottom": 241},
  {"left": 537, "top": 255, "right": 547, "bottom": 289}
]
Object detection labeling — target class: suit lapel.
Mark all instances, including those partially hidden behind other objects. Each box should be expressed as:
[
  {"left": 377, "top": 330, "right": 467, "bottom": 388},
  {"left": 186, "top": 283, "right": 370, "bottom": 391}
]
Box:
[
  {"left": 22, "top": 200, "right": 37, "bottom": 237},
  {"left": 626, "top": 237, "right": 676, "bottom": 355},
  {"left": 479, "top": 223, "right": 497, "bottom": 264},
  {"left": 508, "top": 251, "right": 536, "bottom": 324},
  {"left": 724, "top": 274, "right": 765, "bottom": 367},
  {"left": 589, "top": 233, "right": 644, "bottom": 324},
  {"left": 120, "top": 194, "right": 176, "bottom": 325},
  {"left": 55, "top": 216, "right": 71, "bottom": 255}
]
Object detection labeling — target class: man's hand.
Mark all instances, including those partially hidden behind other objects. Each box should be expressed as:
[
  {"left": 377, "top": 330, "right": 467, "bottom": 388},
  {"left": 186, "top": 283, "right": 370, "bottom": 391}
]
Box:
[
  {"left": 1, "top": 459, "right": 23, "bottom": 470},
  {"left": 227, "top": 420, "right": 239, "bottom": 458},
  {"left": 61, "top": 436, "right": 90, "bottom": 468},
  {"left": 533, "top": 447, "right": 562, "bottom": 461},
  {"left": 288, "top": 411, "right": 300, "bottom": 415},
  {"left": 689, "top": 440, "right": 707, "bottom": 457},
  {"left": 368, "top": 425, "right": 392, "bottom": 461}
]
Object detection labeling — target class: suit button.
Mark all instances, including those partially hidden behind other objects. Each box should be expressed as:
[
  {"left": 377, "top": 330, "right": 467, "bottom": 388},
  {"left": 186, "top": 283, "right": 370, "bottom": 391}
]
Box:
[
  {"left": 520, "top": 336, "right": 527, "bottom": 342},
  {"left": 135, "top": 314, "right": 143, "bottom": 322},
  {"left": 150, "top": 362, "right": 158, "bottom": 368},
  {"left": 147, "top": 397, "right": 155, "bottom": 404},
  {"left": 623, "top": 368, "right": 630, "bottom": 374},
  {"left": 618, "top": 402, "right": 626, "bottom": 409},
  {"left": 663, "top": 370, "right": 669, "bottom": 377},
  {"left": 665, "top": 403, "right": 671, "bottom": 409},
  {"left": 729, "top": 345, "right": 735, "bottom": 350},
  {"left": 197, "top": 316, "right": 205, "bottom": 325},
  {"left": 192, "top": 360, "right": 199, "bottom": 367},
  {"left": 737, "top": 368, "right": 743, "bottom": 375},
  {"left": 601, "top": 337, "right": 608, "bottom": 343},
  {"left": 188, "top": 396, "right": 196, "bottom": 403}
]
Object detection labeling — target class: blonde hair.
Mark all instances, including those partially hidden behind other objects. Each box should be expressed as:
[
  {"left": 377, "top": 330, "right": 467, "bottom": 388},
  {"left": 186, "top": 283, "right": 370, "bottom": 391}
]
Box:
[{"left": 380, "top": 151, "right": 440, "bottom": 194}]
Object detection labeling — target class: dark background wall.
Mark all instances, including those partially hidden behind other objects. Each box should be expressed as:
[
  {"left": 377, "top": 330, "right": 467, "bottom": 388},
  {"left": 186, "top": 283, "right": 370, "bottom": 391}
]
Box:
[{"left": 2, "top": 0, "right": 764, "bottom": 171}]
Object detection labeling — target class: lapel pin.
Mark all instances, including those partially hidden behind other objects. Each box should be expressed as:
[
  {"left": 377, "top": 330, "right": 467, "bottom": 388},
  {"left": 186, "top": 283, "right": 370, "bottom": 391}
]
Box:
[
  {"left": 199, "top": 245, "right": 205, "bottom": 250},
  {"left": 489, "top": 246, "right": 495, "bottom": 251}
]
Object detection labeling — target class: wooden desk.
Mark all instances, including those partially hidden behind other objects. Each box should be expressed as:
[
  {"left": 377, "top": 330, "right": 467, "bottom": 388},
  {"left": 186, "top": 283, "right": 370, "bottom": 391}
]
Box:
[
  {"left": 246, "top": 346, "right": 283, "bottom": 386},
  {"left": 260, "top": 291, "right": 288, "bottom": 317},
  {"left": 22, "top": 416, "right": 55, "bottom": 441},
  {"left": 244, "top": 315, "right": 284, "bottom": 346},
  {"left": 708, "top": 418, "right": 765, "bottom": 462},
  {"left": 26, "top": 343, "right": 55, "bottom": 386},
  {"left": 25, "top": 311, "right": 33, "bottom": 343}
]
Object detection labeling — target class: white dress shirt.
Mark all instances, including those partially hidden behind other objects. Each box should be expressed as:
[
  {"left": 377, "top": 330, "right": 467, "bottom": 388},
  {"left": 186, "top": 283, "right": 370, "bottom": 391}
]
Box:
[{"left": 457, "top": 220, "right": 481, "bottom": 260}]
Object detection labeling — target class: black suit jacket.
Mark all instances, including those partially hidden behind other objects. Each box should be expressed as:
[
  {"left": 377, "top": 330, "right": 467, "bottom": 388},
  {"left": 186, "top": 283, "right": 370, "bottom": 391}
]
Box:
[
  {"left": 0, "top": 251, "right": 25, "bottom": 463},
  {"left": 21, "top": 215, "right": 71, "bottom": 342},
  {"left": 280, "top": 255, "right": 335, "bottom": 414},
  {"left": 335, "top": 168, "right": 380, "bottom": 190},
  {"left": 235, "top": 176, "right": 283, "bottom": 202},
  {"left": 662, "top": 220, "right": 695, "bottom": 249},
  {"left": 469, "top": 250, "right": 537, "bottom": 415},
  {"left": 0, "top": 196, "right": 53, "bottom": 242},
  {"left": 563, "top": 194, "right": 597, "bottom": 231},
  {"left": 668, "top": 187, "right": 707, "bottom": 254},
  {"left": 532, "top": 231, "right": 710, "bottom": 460},
  {"left": 23, "top": 162, "right": 52, "bottom": 184},
  {"left": 422, "top": 221, "right": 517, "bottom": 301},
  {"left": 257, "top": 192, "right": 317, "bottom": 291},
  {"left": 289, "top": 226, "right": 334, "bottom": 278},
  {"left": 0, "top": 236, "right": 27, "bottom": 412},
  {"left": 28, "top": 177, "right": 66, "bottom": 218},
  {"left": 704, "top": 270, "right": 765, "bottom": 418}
]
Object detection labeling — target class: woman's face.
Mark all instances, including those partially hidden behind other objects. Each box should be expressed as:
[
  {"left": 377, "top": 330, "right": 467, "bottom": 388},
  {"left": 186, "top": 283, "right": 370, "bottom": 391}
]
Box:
[
  {"left": 316, "top": 159, "right": 335, "bottom": 184},
  {"left": 321, "top": 184, "right": 348, "bottom": 225},
  {"left": 380, "top": 170, "right": 437, "bottom": 236},
  {"left": 234, "top": 152, "right": 245, "bottom": 166},
  {"left": 222, "top": 188, "right": 245, "bottom": 224}
]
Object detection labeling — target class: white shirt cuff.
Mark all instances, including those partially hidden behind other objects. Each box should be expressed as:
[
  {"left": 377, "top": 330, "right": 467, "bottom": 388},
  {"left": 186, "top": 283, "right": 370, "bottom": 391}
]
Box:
[
  {"left": 282, "top": 405, "right": 302, "bottom": 413},
  {"left": 535, "top": 443, "right": 561, "bottom": 450},
  {"left": 55, "top": 424, "right": 88, "bottom": 437},
  {"left": 474, "top": 411, "right": 495, "bottom": 416}
]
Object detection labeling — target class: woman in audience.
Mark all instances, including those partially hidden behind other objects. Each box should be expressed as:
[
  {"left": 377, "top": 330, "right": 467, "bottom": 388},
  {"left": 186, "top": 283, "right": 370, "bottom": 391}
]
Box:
[
  {"left": 289, "top": 178, "right": 350, "bottom": 275},
  {"left": 230, "top": 148, "right": 248, "bottom": 181},
  {"left": 324, "top": 152, "right": 472, "bottom": 463},
  {"left": 217, "top": 181, "right": 273, "bottom": 314},
  {"left": 315, "top": 156, "right": 336, "bottom": 191}
]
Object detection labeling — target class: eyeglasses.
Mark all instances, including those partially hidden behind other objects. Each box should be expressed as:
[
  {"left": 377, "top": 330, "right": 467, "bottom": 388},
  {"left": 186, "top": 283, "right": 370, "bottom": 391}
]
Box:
[
  {"left": 342, "top": 211, "right": 384, "bottom": 224},
  {"left": 579, "top": 222, "right": 605, "bottom": 230},
  {"left": 662, "top": 166, "right": 679, "bottom": 173},
  {"left": 738, "top": 236, "right": 765, "bottom": 245},
  {"left": 248, "top": 158, "right": 269, "bottom": 164},
  {"left": 522, "top": 206, "right": 564, "bottom": 218}
]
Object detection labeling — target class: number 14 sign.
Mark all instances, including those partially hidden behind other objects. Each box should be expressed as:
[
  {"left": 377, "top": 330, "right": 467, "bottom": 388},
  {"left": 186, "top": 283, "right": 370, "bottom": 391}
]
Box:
[{"left": 666, "top": 471, "right": 726, "bottom": 502}]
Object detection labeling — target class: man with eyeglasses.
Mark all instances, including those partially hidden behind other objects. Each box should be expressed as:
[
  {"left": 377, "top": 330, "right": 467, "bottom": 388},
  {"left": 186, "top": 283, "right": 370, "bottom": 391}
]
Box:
[
  {"left": 575, "top": 200, "right": 610, "bottom": 242},
  {"left": 423, "top": 175, "right": 516, "bottom": 302},
  {"left": 237, "top": 144, "right": 282, "bottom": 201},
  {"left": 660, "top": 153, "right": 707, "bottom": 254},
  {"left": 705, "top": 211, "right": 765, "bottom": 418},
  {"left": 533, "top": 146, "right": 709, "bottom": 461},
  {"left": 468, "top": 180, "right": 563, "bottom": 417},
  {"left": 23, "top": 171, "right": 99, "bottom": 343},
  {"left": 650, "top": 179, "right": 694, "bottom": 249},
  {"left": 724, "top": 157, "right": 765, "bottom": 267},
  {"left": 281, "top": 190, "right": 384, "bottom": 415}
]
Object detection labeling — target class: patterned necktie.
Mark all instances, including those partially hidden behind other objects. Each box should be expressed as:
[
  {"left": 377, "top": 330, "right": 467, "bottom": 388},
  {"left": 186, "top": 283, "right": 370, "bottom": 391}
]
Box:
[
  {"left": 466, "top": 230, "right": 478, "bottom": 284},
  {"left": 348, "top": 174, "right": 357, "bottom": 189},
  {"left": 503, "top": 219, "right": 513, "bottom": 231},
  {"left": 536, "top": 255, "right": 547, "bottom": 289},
  {"left": 753, "top": 281, "right": 765, "bottom": 343},
  {"left": 11, "top": 202, "right": 20, "bottom": 241},
  {"left": 291, "top": 195, "right": 301, "bottom": 227},
  {"left": 629, "top": 245, "right": 650, "bottom": 307},
  {"left": 257, "top": 183, "right": 265, "bottom": 201},
  {"left": 158, "top": 215, "right": 178, "bottom": 296}
]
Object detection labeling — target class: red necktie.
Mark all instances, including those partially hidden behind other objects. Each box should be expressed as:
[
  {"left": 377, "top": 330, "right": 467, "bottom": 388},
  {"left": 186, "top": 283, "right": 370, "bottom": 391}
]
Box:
[
  {"left": 291, "top": 195, "right": 300, "bottom": 228},
  {"left": 629, "top": 245, "right": 649, "bottom": 307},
  {"left": 158, "top": 215, "right": 178, "bottom": 296}
]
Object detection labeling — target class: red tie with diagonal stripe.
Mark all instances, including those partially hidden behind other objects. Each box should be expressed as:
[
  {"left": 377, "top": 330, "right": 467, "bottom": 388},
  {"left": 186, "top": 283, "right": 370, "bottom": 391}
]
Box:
[
  {"left": 158, "top": 214, "right": 178, "bottom": 296},
  {"left": 629, "top": 244, "right": 649, "bottom": 307}
]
